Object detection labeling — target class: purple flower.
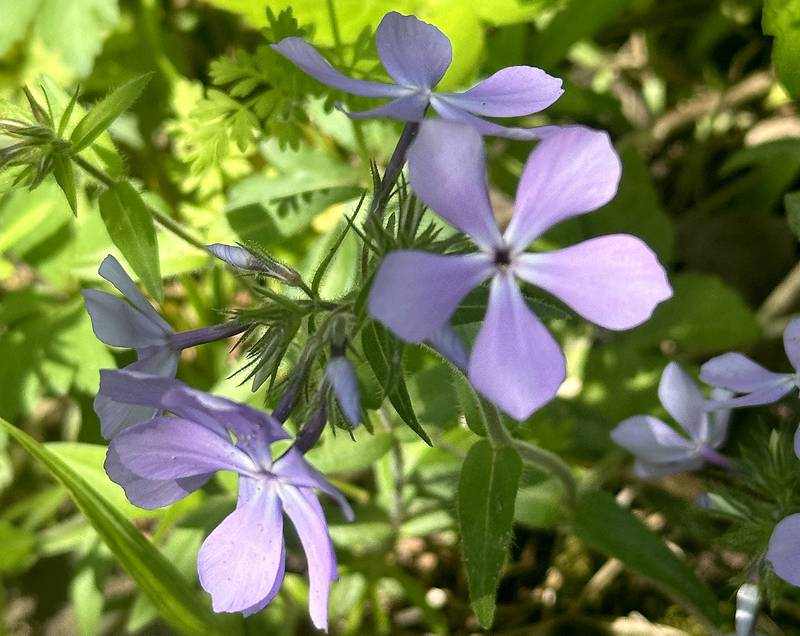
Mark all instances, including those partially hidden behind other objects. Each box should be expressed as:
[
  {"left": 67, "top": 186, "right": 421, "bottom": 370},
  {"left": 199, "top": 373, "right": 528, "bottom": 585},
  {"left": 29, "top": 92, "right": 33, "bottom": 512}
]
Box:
[
  {"left": 368, "top": 120, "right": 672, "bottom": 419},
  {"left": 99, "top": 369, "right": 352, "bottom": 630},
  {"left": 767, "top": 513, "right": 800, "bottom": 586},
  {"left": 82, "top": 255, "right": 246, "bottom": 438},
  {"left": 700, "top": 318, "right": 800, "bottom": 409},
  {"left": 272, "top": 11, "right": 563, "bottom": 140},
  {"left": 611, "top": 362, "right": 732, "bottom": 478},
  {"left": 325, "top": 356, "right": 361, "bottom": 427}
]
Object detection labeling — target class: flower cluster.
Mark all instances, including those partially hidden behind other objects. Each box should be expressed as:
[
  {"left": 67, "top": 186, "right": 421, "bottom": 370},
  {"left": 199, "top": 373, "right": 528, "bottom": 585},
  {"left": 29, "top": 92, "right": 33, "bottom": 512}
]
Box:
[{"left": 83, "top": 9, "right": 677, "bottom": 630}]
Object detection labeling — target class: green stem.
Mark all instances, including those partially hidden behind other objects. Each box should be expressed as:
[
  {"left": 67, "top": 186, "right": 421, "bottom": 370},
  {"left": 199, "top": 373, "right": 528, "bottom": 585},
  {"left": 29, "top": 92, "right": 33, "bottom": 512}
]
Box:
[
  {"left": 71, "top": 154, "right": 208, "bottom": 252},
  {"left": 478, "top": 396, "right": 577, "bottom": 510}
]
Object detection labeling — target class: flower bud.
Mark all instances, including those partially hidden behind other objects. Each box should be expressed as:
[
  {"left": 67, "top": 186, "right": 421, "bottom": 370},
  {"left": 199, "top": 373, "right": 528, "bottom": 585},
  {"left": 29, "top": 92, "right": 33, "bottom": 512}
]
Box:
[
  {"left": 207, "top": 243, "right": 303, "bottom": 287},
  {"left": 325, "top": 356, "right": 361, "bottom": 427}
]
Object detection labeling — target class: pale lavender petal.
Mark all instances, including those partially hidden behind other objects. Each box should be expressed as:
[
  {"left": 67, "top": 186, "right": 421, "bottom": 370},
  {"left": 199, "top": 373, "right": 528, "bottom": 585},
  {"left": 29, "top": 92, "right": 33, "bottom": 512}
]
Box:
[
  {"left": 503, "top": 126, "right": 622, "bottom": 250},
  {"left": 610, "top": 415, "right": 695, "bottom": 463},
  {"left": 271, "top": 37, "right": 408, "bottom": 98},
  {"left": 98, "top": 255, "right": 171, "bottom": 331},
  {"left": 407, "top": 120, "right": 502, "bottom": 249},
  {"left": 633, "top": 456, "right": 704, "bottom": 479},
  {"left": 82, "top": 289, "right": 170, "bottom": 349},
  {"left": 430, "top": 97, "right": 560, "bottom": 140},
  {"left": 343, "top": 93, "right": 429, "bottom": 121},
  {"left": 325, "top": 356, "right": 361, "bottom": 426},
  {"left": 657, "top": 362, "right": 706, "bottom": 439},
  {"left": 700, "top": 352, "right": 792, "bottom": 392},
  {"left": 426, "top": 324, "right": 469, "bottom": 371},
  {"left": 468, "top": 273, "right": 565, "bottom": 420},
  {"left": 711, "top": 382, "right": 796, "bottom": 409},
  {"left": 515, "top": 235, "right": 672, "bottom": 330},
  {"left": 702, "top": 389, "right": 733, "bottom": 449},
  {"left": 198, "top": 483, "right": 286, "bottom": 613},
  {"left": 95, "top": 349, "right": 178, "bottom": 439},
  {"left": 436, "top": 66, "right": 562, "bottom": 117},
  {"left": 767, "top": 514, "right": 800, "bottom": 586},
  {"left": 110, "top": 416, "right": 258, "bottom": 480},
  {"left": 784, "top": 317, "right": 800, "bottom": 371},
  {"left": 368, "top": 251, "right": 493, "bottom": 342},
  {"left": 242, "top": 542, "right": 286, "bottom": 617},
  {"left": 104, "top": 445, "right": 210, "bottom": 509},
  {"left": 376, "top": 12, "right": 451, "bottom": 89},
  {"left": 207, "top": 243, "right": 267, "bottom": 271},
  {"left": 279, "top": 485, "right": 337, "bottom": 631},
  {"left": 273, "top": 447, "right": 354, "bottom": 521}
]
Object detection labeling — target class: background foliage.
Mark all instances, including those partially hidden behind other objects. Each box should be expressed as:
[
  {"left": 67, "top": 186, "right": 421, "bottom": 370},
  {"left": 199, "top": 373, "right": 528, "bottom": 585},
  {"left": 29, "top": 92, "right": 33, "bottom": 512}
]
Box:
[{"left": 1, "top": 0, "right": 800, "bottom": 634}]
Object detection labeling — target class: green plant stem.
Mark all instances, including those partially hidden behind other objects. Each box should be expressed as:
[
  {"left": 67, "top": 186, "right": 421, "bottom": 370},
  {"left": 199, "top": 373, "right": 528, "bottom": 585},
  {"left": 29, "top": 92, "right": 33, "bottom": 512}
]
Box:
[
  {"left": 479, "top": 397, "right": 577, "bottom": 510},
  {"left": 71, "top": 154, "right": 208, "bottom": 252}
]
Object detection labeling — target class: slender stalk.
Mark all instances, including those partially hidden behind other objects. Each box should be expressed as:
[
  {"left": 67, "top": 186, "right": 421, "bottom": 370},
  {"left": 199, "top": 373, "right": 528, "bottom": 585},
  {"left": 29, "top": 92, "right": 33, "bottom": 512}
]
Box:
[
  {"left": 71, "top": 154, "right": 208, "bottom": 252},
  {"left": 479, "top": 396, "right": 577, "bottom": 510},
  {"left": 168, "top": 322, "right": 249, "bottom": 349},
  {"left": 368, "top": 121, "right": 420, "bottom": 218}
]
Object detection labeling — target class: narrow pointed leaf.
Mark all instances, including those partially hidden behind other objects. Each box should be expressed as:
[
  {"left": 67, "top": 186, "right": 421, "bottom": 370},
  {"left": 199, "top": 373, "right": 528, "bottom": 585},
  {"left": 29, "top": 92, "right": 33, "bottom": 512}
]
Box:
[
  {"left": 99, "top": 181, "right": 162, "bottom": 301},
  {"left": 52, "top": 154, "right": 78, "bottom": 215},
  {"left": 70, "top": 74, "right": 152, "bottom": 152},
  {"left": 58, "top": 86, "right": 81, "bottom": 138},
  {"left": 574, "top": 489, "right": 720, "bottom": 626},
  {"left": 0, "top": 417, "right": 230, "bottom": 636},
  {"left": 361, "top": 321, "right": 431, "bottom": 445},
  {"left": 457, "top": 439, "right": 522, "bottom": 628}
]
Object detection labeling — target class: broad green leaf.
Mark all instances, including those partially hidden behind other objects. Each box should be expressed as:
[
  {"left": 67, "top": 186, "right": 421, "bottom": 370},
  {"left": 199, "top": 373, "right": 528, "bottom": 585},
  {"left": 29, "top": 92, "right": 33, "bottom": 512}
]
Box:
[
  {"left": 457, "top": 439, "right": 522, "bottom": 628},
  {"left": 452, "top": 369, "right": 486, "bottom": 437},
  {"left": 0, "top": 180, "right": 72, "bottom": 256},
  {"left": 71, "top": 74, "right": 152, "bottom": 152},
  {"left": 0, "top": 519, "right": 36, "bottom": 573},
  {"left": 625, "top": 273, "right": 760, "bottom": 354},
  {"left": 574, "top": 489, "right": 720, "bottom": 625},
  {"left": 0, "top": 0, "right": 44, "bottom": 56},
  {"left": 306, "top": 430, "right": 393, "bottom": 474},
  {"left": 0, "top": 417, "right": 231, "bottom": 636},
  {"left": 786, "top": 191, "right": 800, "bottom": 241},
  {"left": 361, "top": 321, "right": 432, "bottom": 445},
  {"left": 763, "top": 0, "right": 800, "bottom": 97},
  {"left": 99, "top": 181, "right": 162, "bottom": 301}
]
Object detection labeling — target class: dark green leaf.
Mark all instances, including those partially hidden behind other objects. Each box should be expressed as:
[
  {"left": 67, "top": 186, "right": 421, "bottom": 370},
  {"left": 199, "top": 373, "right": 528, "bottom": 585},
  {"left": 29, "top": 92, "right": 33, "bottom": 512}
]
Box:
[
  {"left": 70, "top": 74, "right": 152, "bottom": 152},
  {"left": 452, "top": 369, "right": 485, "bottom": 437},
  {"left": 457, "top": 439, "right": 522, "bottom": 628},
  {"left": 0, "top": 416, "right": 231, "bottom": 636},
  {"left": 99, "top": 181, "right": 162, "bottom": 301},
  {"left": 361, "top": 321, "right": 431, "bottom": 445},
  {"left": 786, "top": 191, "right": 800, "bottom": 241},
  {"left": 52, "top": 154, "right": 77, "bottom": 215},
  {"left": 574, "top": 489, "right": 720, "bottom": 625}
]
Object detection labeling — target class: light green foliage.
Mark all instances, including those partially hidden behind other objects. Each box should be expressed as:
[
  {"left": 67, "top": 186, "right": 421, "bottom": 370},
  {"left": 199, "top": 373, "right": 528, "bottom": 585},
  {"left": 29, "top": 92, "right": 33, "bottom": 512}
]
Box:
[{"left": 763, "top": 0, "right": 800, "bottom": 97}]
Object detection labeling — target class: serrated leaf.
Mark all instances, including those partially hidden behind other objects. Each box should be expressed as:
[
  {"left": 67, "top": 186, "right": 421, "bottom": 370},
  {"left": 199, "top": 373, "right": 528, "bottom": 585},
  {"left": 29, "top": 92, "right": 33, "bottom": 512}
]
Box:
[
  {"left": 786, "top": 191, "right": 800, "bottom": 241},
  {"left": 457, "top": 439, "right": 522, "bottom": 628},
  {"left": 52, "top": 154, "right": 77, "bottom": 215},
  {"left": 0, "top": 416, "right": 231, "bottom": 636},
  {"left": 71, "top": 74, "right": 152, "bottom": 152},
  {"left": 361, "top": 321, "right": 431, "bottom": 445},
  {"left": 99, "top": 181, "right": 162, "bottom": 301},
  {"left": 574, "top": 489, "right": 720, "bottom": 625}
]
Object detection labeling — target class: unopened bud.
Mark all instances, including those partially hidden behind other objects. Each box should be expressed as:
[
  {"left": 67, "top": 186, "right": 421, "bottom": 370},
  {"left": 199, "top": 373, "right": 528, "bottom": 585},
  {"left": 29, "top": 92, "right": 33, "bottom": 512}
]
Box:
[
  {"left": 325, "top": 356, "right": 361, "bottom": 427},
  {"left": 207, "top": 243, "right": 304, "bottom": 287}
]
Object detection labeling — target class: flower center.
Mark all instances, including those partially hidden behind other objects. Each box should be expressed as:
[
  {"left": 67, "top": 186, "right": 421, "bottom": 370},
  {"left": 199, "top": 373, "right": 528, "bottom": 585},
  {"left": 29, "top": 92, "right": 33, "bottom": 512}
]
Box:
[{"left": 494, "top": 247, "right": 512, "bottom": 269}]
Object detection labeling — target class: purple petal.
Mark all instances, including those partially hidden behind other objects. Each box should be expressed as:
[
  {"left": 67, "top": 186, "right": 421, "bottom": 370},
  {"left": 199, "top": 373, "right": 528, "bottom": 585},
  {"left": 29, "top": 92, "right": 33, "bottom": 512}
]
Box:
[
  {"left": 468, "top": 272, "right": 565, "bottom": 420},
  {"left": 701, "top": 389, "right": 733, "bottom": 449},
  {"left": 198, "top": 482, "right": 286, "bottom": 613},
  {"left": 657, "top": 362, "right": 706, "bottom": 439},
  {"left": 95, "top": 350, "right": 179, "bottom": 439},
  {"left": 82, "top": 289, "right": 171, "bottom": 349},
  {"left": 435, "top": 66, "right": 562, "bottom": 117},
  {"left": 426, "top": 324, "right": 469, "bottom": 372},
  {"left": 503, "top": 126, "right": 622, "bottom": 250},
  {"left": 407, "top": 120, "right": 503, "bottom": 250},
  {"left": 767, "top": 513, "right": 800, "bottom": 586},
  {"left": 104, "top": 445, "right": 210, "bottom": 509},
  {"left": 376, "top": 12, "right": 451, "bottom": 89},
  {"left": 712, "top": 383, "right": 796, "bottom": 409},
  {"left": 271, "top": 37, "right": 408, "bottom": 98},
  {"left": 342, "top": 93, "right": 428, "bottom": 121},
  {"left": 784, "top": 317, "right": 800, "bottom": 371},
  {"left": 515, "top": 234, "right": 672, "bottom": 330},
  {"left": 207, "top": 243, "right": 266, "bottom": 271},
  {"left": 279, "top": 485, "right": 337, "bottom": 631},
  {"left": 368, "top": 251, "right": 493, "bottom": 342},
  {"left": 430, "top": 97, "right": 560, "bottom": 140},
  {"left": 98, "top": 255, "right": 171, "bottom": 331},
  {"left": 242, "top": 541, "right": 286, "bottom": 617},
  {"left": 273, "top": 447, "right": 354, "bottom": 521},
  {"left": 110, "top": 416, "right": 258, "bottom": 480},
  {"left": 325, "top": 357, "right": 361, "bottom": 427},
  {"left": 633, "top": 457, "right": 704, "bottom": 479},
  {"left": 610, "top": 415, "right": 695, "bottom": 463},
  {"left": 700, "top": 352, "right": 791, "bottom": 392}
]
